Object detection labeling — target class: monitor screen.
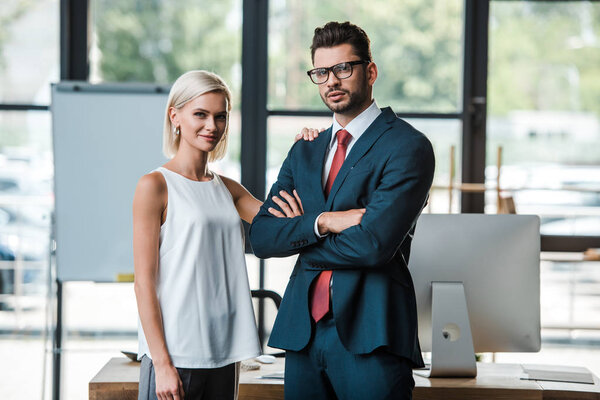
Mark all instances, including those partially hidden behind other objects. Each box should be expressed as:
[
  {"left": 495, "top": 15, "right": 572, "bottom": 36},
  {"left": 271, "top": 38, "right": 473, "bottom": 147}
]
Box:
[{"left": 409, "top": 214, "right": 541, "bottom": 355}]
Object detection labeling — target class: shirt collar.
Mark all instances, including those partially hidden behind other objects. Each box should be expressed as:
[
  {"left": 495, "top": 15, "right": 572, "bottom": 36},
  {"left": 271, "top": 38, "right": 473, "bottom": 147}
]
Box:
[{"left": 330, "top": 100, "right": 381, "bottom": 148}]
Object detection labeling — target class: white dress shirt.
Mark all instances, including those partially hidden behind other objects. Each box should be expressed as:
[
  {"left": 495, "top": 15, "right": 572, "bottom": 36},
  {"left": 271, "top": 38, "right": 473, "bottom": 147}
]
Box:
[{"left": 314, "top": 100, "right": 382, "bottom": 237}]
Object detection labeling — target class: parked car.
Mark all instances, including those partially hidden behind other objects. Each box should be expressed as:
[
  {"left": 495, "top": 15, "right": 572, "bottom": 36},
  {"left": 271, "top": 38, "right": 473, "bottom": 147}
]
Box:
[
  {"left": 0, "top": 243, "right": 16, "bottom": 310},
  {"left": 0, "top": 206, "right": 50, "bottom": 304}
]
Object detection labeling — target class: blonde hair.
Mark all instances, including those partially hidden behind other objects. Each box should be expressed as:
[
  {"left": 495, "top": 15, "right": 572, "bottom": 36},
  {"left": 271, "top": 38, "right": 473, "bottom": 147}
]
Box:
[{"left": 163, "top": 70, "right": 232, "bottom": 161}]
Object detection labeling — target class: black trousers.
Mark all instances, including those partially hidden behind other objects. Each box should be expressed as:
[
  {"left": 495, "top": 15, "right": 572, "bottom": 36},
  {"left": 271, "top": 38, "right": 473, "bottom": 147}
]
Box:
[
  {"left": 284, "top": 315, "right": 415, "bottom": 400},
  {"left": 138, "top": 355, "right": 237, "bottom": 400}
]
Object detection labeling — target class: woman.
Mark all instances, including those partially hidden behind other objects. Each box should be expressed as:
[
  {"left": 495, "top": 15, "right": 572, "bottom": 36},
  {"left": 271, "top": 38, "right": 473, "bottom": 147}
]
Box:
[{"left": 133, "top": 70, "right": 314, "bottom": 400}]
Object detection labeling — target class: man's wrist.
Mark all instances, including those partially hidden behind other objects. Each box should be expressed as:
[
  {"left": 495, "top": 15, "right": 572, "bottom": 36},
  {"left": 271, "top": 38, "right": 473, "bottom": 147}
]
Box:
[{"left": 317, "top": 212, "right": 330, "bottom": 236}]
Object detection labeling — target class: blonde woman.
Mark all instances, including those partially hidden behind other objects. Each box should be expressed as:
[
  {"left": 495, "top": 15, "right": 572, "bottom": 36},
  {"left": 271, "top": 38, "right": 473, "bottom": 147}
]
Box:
[{"left": 133, "top": 70, "right": 314, "bottom": 400}]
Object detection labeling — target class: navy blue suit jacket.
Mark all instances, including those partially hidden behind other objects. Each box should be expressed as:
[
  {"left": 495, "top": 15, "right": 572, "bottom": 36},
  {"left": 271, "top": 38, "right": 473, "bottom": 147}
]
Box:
[{"left": 249, "top": 107, "right": 434, "bottom": 367}]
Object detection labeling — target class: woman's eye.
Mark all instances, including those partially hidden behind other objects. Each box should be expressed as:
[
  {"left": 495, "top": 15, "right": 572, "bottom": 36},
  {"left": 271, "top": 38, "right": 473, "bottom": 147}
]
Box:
[
  {"left": 216, "top": 115, "right": 227, "bottom": 120},
  {"left": 195, "top": 112, "right": 206, "bottom": 118}
]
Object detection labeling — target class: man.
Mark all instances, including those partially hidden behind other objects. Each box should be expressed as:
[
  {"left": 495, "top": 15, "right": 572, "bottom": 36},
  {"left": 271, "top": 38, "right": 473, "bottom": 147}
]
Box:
[{"left": 250, "top": 21, "right": 434, "bottom": 400}]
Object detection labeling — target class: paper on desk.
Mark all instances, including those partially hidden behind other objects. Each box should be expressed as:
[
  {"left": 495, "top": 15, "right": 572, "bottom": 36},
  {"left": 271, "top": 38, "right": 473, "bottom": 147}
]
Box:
[
  {"left": 259, "top": 371, "right": 285, "bottom": 379},
  {"left": 521, "top": 364, "right": 594, "bottom": 385}
]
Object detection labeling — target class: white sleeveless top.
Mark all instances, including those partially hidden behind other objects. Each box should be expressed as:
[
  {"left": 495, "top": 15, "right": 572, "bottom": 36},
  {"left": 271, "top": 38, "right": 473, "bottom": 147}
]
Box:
[{"left": 137, "top": 167, "right": 261, "bottom": 368}]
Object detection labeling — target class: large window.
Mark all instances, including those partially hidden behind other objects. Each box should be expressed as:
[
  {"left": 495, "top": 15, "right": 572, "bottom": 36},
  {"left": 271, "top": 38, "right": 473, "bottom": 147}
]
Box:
[
  {"left": 488, "top": 1, "right": 600, "bottom": 237},
  {"left": 0, "top": 1, "right": 58, "bottom": 400}
]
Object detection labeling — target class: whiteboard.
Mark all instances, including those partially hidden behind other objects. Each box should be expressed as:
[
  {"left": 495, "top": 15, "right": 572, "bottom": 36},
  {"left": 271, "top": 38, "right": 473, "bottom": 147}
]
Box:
[{"left": 52, "top": 82, "right": 169, "bottom": 281}]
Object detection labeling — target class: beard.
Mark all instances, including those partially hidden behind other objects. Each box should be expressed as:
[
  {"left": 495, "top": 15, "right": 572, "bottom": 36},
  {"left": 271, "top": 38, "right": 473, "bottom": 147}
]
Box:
[{"left": 320, "top": 73, "right": 369, "bottom": 115}]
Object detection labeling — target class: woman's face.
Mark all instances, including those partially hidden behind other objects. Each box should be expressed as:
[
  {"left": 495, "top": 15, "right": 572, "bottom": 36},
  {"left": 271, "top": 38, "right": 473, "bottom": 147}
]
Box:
[{"left": 171, "top": 91, "right": 228, "bottom": 154}]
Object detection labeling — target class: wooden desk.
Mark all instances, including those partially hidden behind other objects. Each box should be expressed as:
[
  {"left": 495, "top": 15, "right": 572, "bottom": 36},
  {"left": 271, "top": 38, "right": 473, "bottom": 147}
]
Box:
[{"left": 90, "top": 357, "right": 600, "bottom": 400}]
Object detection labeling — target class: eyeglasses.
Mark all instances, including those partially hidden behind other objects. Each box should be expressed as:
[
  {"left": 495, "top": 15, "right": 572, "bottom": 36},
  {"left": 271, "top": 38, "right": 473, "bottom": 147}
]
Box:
[{"left": 307, "top": 60, "right": 369, "bottom": 85}]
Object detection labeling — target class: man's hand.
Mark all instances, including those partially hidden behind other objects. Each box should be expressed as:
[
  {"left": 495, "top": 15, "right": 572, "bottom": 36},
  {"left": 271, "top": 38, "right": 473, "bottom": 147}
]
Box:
[
  {"left": 268, "top": 189, "right": 304, "bottom": 218},
  {"left": 317, "top": 209, "right": 366, "bottom": 235}
]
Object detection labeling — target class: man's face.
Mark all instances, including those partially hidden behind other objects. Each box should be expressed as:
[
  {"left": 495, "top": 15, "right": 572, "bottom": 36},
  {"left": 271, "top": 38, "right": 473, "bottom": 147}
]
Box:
[{"left": 312, "top": 43, "right": 372, "bottom": 116}]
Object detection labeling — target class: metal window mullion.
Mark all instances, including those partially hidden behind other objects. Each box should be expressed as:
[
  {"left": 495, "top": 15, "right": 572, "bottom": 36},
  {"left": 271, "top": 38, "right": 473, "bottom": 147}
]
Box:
[
  {"left": 60, "top": 0, "right": 89, "bottom": 80},
  {"left": 461, "top": 0, "right": 489, "bottom": 213},
  {"left": 241, "top": 0, "right": 269, "bottom": 348},
  {"left": 0, "top": 104, "right": 49, "bottom": 111},
  {"left": 241, "top": 0, "right": 269, "bottom": 201},
  {"left": 268, "top": 109, "right": 462, "bottom": 119}
]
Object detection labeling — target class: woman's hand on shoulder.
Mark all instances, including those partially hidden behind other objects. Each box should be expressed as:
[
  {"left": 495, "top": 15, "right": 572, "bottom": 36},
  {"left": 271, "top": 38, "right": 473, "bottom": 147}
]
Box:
[{"left": 294, "top": 127, "right": 326, "bottom": 143}]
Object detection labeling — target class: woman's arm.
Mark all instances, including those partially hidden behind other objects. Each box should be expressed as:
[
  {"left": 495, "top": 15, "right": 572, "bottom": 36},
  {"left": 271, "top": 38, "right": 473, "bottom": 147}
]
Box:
[
  {"left": 220, "top": 176, "right": 304, "bottom": 223},
  {"left": 220, "top": 127, "right": 320, "bottom": 222},
  {"left": 133, "top": 172, "right": 184, "bottom": 400},
  {"left": 219, "top": 175, "right": 262, "bottom": 223}
]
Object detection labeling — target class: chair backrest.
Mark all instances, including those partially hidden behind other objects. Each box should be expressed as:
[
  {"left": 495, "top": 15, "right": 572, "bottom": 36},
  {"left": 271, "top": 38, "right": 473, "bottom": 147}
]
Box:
[{"left": 251, "top": 289, "right": 283, "bottom": 355}]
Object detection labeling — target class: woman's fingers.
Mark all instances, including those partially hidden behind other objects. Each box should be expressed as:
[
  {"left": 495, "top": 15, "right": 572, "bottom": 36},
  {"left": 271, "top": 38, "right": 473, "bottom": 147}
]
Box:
[{"left": 297, "top": 127, "right": 321, "bottom": 142}]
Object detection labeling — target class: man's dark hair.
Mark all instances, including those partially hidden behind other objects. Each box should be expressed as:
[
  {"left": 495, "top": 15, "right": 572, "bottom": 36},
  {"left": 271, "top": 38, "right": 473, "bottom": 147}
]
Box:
[{"left": 310, "top": 21, "right": 372, "bottom": 64}]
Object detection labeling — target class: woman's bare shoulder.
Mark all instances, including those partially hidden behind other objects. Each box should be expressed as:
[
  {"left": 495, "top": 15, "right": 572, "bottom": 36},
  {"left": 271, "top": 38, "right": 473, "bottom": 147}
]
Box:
[
  {"left": 134, "top": 171, "right": 167, "bottom": 208},
  {"left": 218, "top": 174, "right": 245, "bottom": 198}
]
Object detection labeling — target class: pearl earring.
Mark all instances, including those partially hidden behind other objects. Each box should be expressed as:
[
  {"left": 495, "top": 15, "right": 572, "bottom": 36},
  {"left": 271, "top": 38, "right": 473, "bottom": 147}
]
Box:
[{"left": 174, "top": 126, "right": 180, "bottom": 135}]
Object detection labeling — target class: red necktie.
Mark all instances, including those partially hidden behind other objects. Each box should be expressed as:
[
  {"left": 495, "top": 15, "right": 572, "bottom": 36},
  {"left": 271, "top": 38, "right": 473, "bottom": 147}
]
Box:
[{"left": 310, "top": 129, "right": 352, "bottom": 322}]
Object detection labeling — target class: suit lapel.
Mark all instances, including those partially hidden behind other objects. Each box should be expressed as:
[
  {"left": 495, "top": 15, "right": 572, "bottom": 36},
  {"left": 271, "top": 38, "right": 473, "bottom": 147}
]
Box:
[
  {"left": 307, "top": 127, "right": 332, "bottom": 206},
  {"left": 325, "top": 108, "right": 396, "bottom": 210}
]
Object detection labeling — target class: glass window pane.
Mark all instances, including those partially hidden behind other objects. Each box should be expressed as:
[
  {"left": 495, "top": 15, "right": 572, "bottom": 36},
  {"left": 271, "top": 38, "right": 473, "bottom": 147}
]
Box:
[
  {"left": 267, "top": 115, "right": 461, "bottom": 212},
  {"left": 267, "top": 115, "right": 331, "bottom": 191},
  {"left": 90, "top": 0, "right": 242, "bottom": 87},
  {"left": 268, "top": 0, "right": 464, "bottom": 112},
  {"left": 488, "top": 1, "right": 600, "bottom": 236},
  {"left": 0, "top": 110, "right": 53, "bottom": 294},
  {"left": 405, "top": 118, "right": 462, "bottom": 214},
  {"left": 0, "top": 0, "right": 59, "bottom": 104},
  {"left": 0, "top": 110, "right": 53, "bottom": 399},
  {"left": 62, "top": 282, "right": 137, "bottom": 399}
]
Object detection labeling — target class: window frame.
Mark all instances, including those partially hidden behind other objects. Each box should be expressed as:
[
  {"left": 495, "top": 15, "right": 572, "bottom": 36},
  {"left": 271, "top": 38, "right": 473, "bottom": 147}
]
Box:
[{"left": 64, "top": 0, "right": 600, "bottom": 266}]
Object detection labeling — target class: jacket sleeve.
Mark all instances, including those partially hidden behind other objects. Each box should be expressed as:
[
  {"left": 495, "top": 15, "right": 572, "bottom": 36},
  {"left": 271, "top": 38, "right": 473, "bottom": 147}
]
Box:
[
  {"left": 249, "top": 145, "right": 322, "bottom": 259},
  {"left": 301, "top": 137, "right": 435, "bottom": 270}
]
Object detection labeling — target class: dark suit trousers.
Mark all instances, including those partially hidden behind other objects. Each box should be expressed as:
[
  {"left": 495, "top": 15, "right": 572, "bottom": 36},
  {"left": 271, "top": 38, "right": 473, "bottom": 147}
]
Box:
[{"left": 284, "top": 315, "right": 415, "bottom": 400}]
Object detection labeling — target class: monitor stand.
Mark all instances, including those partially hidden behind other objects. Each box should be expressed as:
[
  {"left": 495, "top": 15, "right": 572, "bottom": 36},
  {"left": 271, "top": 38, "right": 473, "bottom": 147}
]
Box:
[{"left": 416, "top": 282, "right": 477, "bottom": 378}]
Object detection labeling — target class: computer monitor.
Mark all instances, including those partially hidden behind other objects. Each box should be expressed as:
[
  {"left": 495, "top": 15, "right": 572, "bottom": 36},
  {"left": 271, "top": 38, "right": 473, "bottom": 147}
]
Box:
[{"left": 408, "top": 214, "right": 541, "bottom": 377}]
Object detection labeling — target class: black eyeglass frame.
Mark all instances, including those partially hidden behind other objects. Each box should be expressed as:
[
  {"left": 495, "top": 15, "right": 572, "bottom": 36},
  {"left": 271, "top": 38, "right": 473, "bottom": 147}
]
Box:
[{"left": 306, "top": 60, "right": 369, "bottom": 84}]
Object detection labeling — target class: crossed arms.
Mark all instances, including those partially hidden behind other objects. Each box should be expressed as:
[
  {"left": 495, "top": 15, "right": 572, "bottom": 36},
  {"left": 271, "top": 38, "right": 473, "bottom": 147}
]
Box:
[{"left": 249, "top": 138, "right": 435, "bottom": 269}]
